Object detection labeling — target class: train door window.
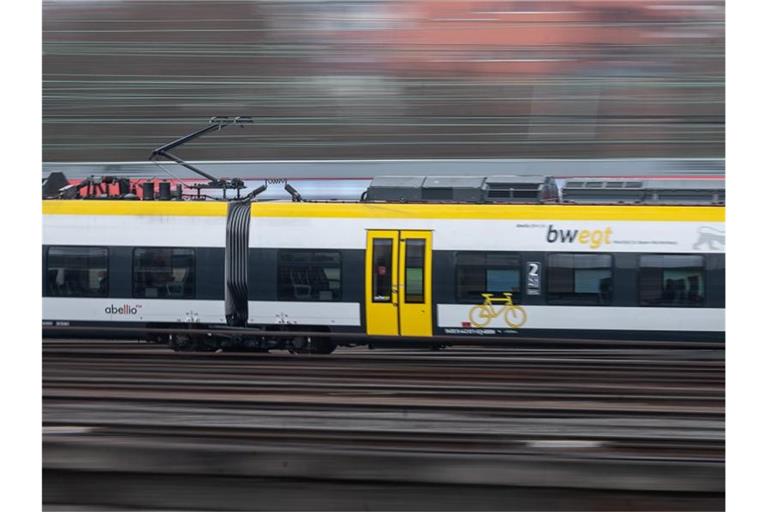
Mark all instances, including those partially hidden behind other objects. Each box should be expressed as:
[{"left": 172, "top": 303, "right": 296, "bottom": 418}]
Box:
[
  {"left": 133, "top": 248, "right": 195, "bottom": 299},
  {"left": 547, "top": 253, "right": 613, "bottom": 305},
  {"left": 46, "top": 246, "right": 108, "bottom": 297},
  {"left": 278, "top": 250, "right": 342, "bottom": 301},
  {"left": 456, "top": 252, "right": 520, "bottom": 303},
  {"left": 639, "top": 255, "right": 705, "bottom": 306},
  {"left": 404, "top": 239, "right": 425, "bottom": 303},
  {"left": 371, "top": 239, "right": 393, "bottom": 302}
]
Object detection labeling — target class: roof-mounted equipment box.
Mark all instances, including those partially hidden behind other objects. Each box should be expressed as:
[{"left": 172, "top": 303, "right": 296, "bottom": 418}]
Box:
[
  {"left": 643, "top": 179, "right": 725, "bottom": 205},
  {"left": 363, "top": 176, "right": 426, "bottom": 202},
  {"left": 561, "top": 179, "right": 645, "bottom": 204},
  {"left": 422, "top": 176, "right": 485, "bottom": 202},
  {"left": 483, "top": 175, "right": 556, "bottom": 203},
  {"left": 562, "top": 178, "right": 725, "bottom": 205}
]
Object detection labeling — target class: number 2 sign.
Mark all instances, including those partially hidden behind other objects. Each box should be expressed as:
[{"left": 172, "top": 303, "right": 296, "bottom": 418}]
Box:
[{"left": 527, "top": 262, "right": 541, "bottom": 295}]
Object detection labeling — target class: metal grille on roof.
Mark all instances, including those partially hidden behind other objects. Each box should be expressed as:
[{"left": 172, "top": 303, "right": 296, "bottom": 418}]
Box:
[
  {"left": 562, "top": 178, "right": 724, "bottom": 205},
  {"left": 364, "top": 176, "right": 556, "bottom": 203}
]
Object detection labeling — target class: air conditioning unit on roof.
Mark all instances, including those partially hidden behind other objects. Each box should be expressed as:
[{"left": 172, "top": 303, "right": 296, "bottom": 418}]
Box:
[{"left": 562, "top": 178, "right": 725, "bottom": 205}]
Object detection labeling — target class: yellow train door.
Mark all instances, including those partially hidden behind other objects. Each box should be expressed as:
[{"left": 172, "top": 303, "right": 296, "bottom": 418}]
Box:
[
  {"left": 365, "top": 230, "right": 433, "bottom": 337},
  {"left": 398, "top": 231, "right": 433, "bottom": 337},
  {"left": 365, "top": 230, "right": 400, "bottom": 336}
]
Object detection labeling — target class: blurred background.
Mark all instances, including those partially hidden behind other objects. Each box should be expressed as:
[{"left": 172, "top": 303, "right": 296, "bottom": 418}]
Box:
[{"left": 43, "top": 0, "right": 724, "bottom": 162}]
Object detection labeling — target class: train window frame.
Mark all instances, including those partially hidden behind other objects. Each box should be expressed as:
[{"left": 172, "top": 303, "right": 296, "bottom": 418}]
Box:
[
  {"left": 371, "top": 239, "right": 394, "bottom": 303},
  {"left": 132, "top": 247, "right": 196, "bottom": 300},
  {"left": 46, "top": 245, "right": 109, "bottom": 298},
  {"left": 404, "top": 239, "right": 426, "bottom": 304},
  {"left": 454, "top": 251, "right": 522, "bottom": 304},
  {"left": 546, "top": 253, "right": 614, "bottom": 306},
  {"left": 637, "top": 254, "right": 706, "bottom": 307},
  {"left": 277, "top": 249, "right": 343, "bottom": 302}
]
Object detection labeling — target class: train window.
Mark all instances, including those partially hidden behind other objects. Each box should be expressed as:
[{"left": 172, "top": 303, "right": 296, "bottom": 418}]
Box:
[
  {"left": 639, "top": 255, "right": 705, "bottom": 306},
  {"left": 46, "top": 246, "right": 108, "bottom": 297},
  {"left": 456, "top": 252, "right": 520, "bottom": 303},
  {"left": 404, "top": 239, "right": 425, "bottom": 303},
  {"left": 547, "top": 253, "right": 613, "bottom": 305},
  {"left": 371, "top": 239, "right": 393, "bottom": 302},
  {"left": 133, "top": 248, "right": 195, "bottom": 299},
  {"left": 278, "top": 250, "right": 342, "bottom": 301}
]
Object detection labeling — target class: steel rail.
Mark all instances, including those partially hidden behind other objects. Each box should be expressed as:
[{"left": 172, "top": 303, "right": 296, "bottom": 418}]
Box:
[{"left": 43, "top": 325, "right": 725, "bottom": 348}]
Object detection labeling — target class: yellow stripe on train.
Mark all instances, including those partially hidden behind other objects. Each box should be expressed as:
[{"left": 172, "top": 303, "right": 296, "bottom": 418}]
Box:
[{"left": 42, "top": 200, "right": 725, "bottom": 222}]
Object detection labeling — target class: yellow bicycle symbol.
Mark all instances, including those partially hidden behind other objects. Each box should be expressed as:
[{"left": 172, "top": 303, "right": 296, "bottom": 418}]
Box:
[{"left": 468, "top": 293, "right": 527, "bottom": 328}]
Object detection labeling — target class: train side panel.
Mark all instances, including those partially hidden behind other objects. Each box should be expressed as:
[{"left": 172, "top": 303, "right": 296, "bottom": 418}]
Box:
[{"left": 43, "top": 201, "right": 725, "bottom": 343}]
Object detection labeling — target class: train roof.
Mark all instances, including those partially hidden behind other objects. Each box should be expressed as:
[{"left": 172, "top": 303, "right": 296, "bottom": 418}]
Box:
[
  {"left": 43, "top": 120, "right": 724, "bottom": 208},
  {"left": 43, "top": 173, "right": 725, "bottom": 207}
]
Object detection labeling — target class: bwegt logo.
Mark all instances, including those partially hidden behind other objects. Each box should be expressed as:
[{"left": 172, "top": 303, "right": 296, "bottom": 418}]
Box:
[
  {"left": 105, "top": 304, "right": 142, "bottom": 315},
  {"left": 546, "top": 225, "right": 613, "bottom": 249}
]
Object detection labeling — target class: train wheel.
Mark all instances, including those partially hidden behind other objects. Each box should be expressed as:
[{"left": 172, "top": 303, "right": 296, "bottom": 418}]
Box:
[
  {"left": 286, "top": 336, "right": 305, "bottom": 354},
  {"left": 169, "top": 334, "right": 195, "bottom": 352},
  {"left": 305, "top": 336, "right": 336, "bottom": 355}
]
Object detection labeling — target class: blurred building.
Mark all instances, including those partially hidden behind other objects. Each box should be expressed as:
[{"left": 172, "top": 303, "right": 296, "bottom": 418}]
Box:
[
  {"left": 344, "top": 1, "right": 724, "bottom": 75},
  {"left": 42, "top": 0, "right": 724, "bottom": 161}
]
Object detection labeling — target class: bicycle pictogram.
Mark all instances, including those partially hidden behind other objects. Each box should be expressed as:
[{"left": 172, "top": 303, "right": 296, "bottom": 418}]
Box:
[{"left": 468, "top": 293, "right": 527, "bottom": 328}]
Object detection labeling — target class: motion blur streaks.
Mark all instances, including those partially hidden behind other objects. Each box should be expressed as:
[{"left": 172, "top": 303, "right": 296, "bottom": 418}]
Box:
[{"left": 43, "top": 0, "right": 724, "bottom": 161}]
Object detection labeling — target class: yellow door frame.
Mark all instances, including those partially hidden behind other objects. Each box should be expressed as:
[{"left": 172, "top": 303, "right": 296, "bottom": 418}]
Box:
[
  {"left": 365, "top": 230, "right": 433, "bottom": 337},
  {"left": 365, "top": 230, "right": 400, "bottom": 336}
]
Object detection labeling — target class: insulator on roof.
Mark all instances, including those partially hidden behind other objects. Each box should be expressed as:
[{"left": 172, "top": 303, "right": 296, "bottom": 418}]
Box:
[
  {"left": 158, "top": 181, "right": 172, "bottom": 201},
  {"left": 142, "top": 182, "right": 155, "bottom": 201}
]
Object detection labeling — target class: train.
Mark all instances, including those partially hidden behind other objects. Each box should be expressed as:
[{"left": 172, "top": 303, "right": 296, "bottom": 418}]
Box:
[{"left": 42, "top": 175, "right": 725, "bottom": 352}]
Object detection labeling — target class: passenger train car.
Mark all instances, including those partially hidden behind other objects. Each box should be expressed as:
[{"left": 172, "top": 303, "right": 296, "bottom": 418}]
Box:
[{"left": 42, "top": 177, "right": 725, "bottom": 352}]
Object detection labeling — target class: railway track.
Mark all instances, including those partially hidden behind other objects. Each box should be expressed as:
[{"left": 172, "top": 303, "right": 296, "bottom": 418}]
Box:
[{"left": 43, "top": 339, "right": 724, "bottom": 511}]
